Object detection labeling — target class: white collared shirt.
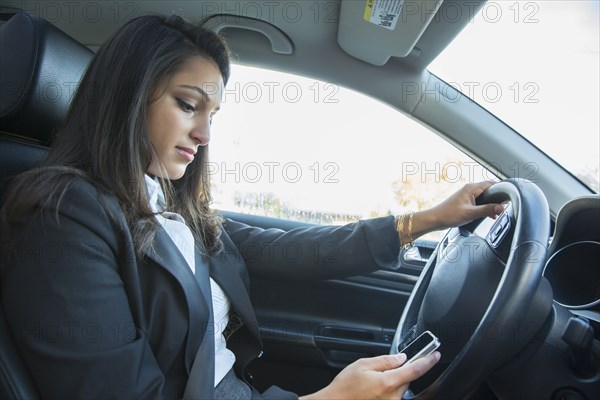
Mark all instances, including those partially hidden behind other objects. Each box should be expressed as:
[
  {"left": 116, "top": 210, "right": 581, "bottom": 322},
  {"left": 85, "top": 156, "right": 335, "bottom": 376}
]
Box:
[{"left": 144, "top": 175, "right": 236, "bottom": 387}]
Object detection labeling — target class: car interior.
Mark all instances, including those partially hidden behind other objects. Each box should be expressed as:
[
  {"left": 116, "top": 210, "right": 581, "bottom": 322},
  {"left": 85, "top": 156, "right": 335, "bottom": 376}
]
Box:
[{"left": 1, "top": 1, "right": 599, "bottom": 399}]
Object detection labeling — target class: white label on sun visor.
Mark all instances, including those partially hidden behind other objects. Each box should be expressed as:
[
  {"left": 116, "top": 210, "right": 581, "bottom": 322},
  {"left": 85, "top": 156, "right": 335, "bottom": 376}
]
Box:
[{"left": 364, "top": 0, "right": 405, "bottom": 30}]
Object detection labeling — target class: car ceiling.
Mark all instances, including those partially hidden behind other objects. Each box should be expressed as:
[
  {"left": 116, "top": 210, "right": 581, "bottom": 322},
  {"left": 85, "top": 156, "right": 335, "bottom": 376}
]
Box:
[{"left": 43, "top": 0, "right": 485, "bottom": 103}]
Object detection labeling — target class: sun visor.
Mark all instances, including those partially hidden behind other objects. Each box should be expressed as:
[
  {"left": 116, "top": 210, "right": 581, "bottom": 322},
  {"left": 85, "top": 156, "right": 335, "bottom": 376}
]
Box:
[{"left": 338, "top": 0, "right": 444, "bottom": 66}]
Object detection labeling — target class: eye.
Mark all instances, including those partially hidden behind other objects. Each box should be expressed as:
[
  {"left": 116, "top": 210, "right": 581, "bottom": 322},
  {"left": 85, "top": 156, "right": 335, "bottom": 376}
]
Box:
[{"left": 176, "top": 98, "right": 196, "bottom": 113}]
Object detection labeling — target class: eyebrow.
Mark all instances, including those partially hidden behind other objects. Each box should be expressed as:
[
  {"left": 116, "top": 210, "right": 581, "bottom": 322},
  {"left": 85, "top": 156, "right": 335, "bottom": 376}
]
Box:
[
  {"left": 177, "top": 84, "right": 209, "bottom": 99},
  {"left": 177, "top": 84, "right": 221, "bottom": 111}
]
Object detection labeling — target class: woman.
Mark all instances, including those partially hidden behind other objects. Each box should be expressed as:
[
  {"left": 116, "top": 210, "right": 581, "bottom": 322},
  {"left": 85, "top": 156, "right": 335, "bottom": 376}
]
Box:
[{"left": 0, "top": 15, "right": 503, "bottom": 399}]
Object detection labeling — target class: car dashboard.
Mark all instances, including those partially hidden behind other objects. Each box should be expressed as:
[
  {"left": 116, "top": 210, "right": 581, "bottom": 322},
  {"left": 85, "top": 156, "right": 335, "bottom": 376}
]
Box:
[
  {"left": 468, "top": 194, "right": 600, "bottom": 399},
  {"left": 497, "top": 195, "right": 600, "bottom": 399},
  {"left": 544, "top": 196, "right": 600, "bottom": 322}
]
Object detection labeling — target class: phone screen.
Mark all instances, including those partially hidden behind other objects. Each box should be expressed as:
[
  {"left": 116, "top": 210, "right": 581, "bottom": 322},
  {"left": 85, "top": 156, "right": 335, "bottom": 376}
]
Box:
[{"left": 398, "top": 330, "right": 441, "bottom": 363}]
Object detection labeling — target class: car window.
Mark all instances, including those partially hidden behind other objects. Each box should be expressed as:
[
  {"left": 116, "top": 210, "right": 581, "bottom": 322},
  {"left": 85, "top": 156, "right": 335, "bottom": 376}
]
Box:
[
  {"left": 429, "top": 1, "right": 599, "bottom": 193},
  {"left": 210, "top": 64, "right": 496, "bottom": 237}
]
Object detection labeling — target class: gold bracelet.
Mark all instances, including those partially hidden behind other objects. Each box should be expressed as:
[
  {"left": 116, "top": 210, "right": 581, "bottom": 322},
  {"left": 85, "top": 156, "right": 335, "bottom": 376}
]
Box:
[
  {"left": 405, "top": 211, "right": 414, "bottom": 249},
  {"left": 395, "top": 212, "right": 415, "bottom": 249}
]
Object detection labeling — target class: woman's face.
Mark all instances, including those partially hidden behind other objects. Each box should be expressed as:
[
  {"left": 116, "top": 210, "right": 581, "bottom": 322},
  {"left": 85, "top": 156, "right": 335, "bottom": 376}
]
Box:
[{"left": 147, "top": 56, "right": 223, "bottom": 180}]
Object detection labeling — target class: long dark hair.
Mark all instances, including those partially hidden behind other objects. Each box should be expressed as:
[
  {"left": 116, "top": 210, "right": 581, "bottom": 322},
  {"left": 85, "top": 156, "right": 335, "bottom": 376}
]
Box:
[{"left": 1, "top": 15, "right": 231, "bottom": 256}]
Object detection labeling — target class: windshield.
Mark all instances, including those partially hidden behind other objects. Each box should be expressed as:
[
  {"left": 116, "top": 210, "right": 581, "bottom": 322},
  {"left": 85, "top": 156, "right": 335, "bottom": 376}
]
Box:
[{"left": 429, "top": 0, "right": 599, "bottom": 193}]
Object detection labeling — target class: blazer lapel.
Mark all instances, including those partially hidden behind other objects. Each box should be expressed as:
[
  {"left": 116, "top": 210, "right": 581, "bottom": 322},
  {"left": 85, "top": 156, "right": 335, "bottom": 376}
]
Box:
[
  {"left": 208, "top": 242, "right": 261, "bottom": 343},
  {"left": 144, "top": 228, "right": 209, "bottom": 371}
]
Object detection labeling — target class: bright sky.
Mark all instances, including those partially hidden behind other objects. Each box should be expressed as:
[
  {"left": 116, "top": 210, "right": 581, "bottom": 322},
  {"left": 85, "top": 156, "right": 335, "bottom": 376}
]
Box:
[{"left": 430, "top": 0, "right": 600, "bottom": 191}]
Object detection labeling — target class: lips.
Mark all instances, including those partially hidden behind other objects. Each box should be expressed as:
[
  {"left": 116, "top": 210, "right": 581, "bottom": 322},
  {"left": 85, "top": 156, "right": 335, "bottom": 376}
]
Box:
[{"left": 175, "top": 146, "right": 196, "bottom": 162}]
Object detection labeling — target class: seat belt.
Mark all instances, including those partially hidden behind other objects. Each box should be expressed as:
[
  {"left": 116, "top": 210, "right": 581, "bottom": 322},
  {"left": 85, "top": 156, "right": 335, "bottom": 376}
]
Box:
[{"left": 183, "top": 261, "right": 215, "bottom": 400}]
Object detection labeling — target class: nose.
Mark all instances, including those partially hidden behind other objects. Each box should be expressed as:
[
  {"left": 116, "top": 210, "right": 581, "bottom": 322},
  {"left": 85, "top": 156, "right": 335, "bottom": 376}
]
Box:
[{"left": 191, "top": 116, "right": 210, "bottom": 147}]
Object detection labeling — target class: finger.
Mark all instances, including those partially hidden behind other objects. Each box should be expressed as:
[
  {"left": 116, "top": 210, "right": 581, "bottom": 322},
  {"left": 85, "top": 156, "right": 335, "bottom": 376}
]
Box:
[
  {"left": 492, "top": 203, "right": 505, "bottom": 215},
  {"left": 384, "top": 351, "right": 441, "bottom": 382},
  {"left": 359, "top": 353, "right": 407, "bottom": 372},
  {"left": 471, "top": 203, "right": 504, "bottom": 219},
  {"left": 486, "top": 203, "right": 504, "bottom": 217},
  {"left": 469, "top": 181, "right": 495, "bottom": 198}
]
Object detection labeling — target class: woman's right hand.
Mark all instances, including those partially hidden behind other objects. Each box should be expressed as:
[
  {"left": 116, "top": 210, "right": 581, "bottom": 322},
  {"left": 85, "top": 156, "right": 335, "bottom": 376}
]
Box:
[{"left": 300, "top": 351, "right": 440, "bottom": 399}]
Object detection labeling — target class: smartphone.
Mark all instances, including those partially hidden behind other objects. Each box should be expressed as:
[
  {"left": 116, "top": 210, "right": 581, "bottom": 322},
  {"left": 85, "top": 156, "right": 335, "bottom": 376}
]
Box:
[{"left": 398, "top": 330, "right": 441, "bottom": 364}]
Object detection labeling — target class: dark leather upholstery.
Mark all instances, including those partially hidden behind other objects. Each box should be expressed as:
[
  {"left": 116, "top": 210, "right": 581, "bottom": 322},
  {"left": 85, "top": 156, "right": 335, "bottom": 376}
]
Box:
[
  {"left": 0, "top": 10, "right": 93, "bottom": 399},
  {"left": 0, "top": 10, "right": 92, "bottom": 144}
]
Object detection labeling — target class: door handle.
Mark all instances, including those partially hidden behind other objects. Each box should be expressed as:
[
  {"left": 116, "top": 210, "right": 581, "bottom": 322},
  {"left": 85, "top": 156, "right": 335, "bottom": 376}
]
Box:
[{"left": 403, "top": 245, "right": 428, "bottom": 263}]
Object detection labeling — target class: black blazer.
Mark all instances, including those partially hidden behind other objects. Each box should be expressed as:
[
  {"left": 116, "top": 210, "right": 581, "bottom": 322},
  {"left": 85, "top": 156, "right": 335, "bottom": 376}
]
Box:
[{"left": 1, "top": 178, "right": 400, "bottom": 399}]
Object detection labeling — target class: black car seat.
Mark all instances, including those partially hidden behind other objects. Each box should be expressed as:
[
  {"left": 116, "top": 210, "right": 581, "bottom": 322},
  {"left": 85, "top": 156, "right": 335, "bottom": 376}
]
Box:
[{"left": 0, "top": 10, "right": 93, "bottom": 399}]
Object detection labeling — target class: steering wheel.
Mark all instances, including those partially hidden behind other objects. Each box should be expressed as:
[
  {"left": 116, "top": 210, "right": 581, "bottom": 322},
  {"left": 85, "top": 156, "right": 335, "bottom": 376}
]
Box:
[{"left": 390, "top": 179, "right": 553, "bottom": 399}]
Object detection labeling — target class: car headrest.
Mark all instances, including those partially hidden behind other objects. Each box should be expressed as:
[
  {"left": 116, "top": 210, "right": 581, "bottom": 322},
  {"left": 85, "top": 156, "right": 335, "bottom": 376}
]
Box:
[{"left": 0, "top": 10, "right": 93, "bottom": 145}]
